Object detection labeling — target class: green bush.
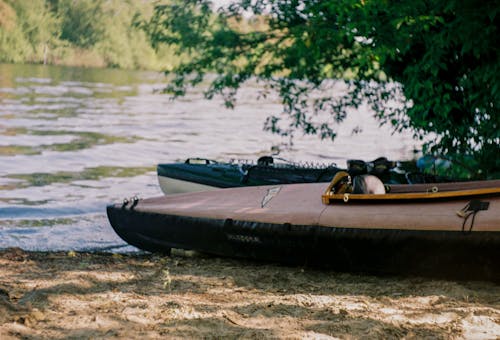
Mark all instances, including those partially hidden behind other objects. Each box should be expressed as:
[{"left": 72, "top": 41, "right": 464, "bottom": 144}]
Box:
[{"left": 0, "top": 0, "right": 177, "bottom": 70}]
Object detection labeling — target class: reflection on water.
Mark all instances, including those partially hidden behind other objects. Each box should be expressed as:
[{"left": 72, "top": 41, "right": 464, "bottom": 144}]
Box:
[
  {"left": 3, "top": 166, "right": 154, "bottom": 190},
  {"left": 0, "top": 63, "right": 421, "bottom": 252},
  {"left": 0, "top": 129, "right": 135, "bottom": 155}
]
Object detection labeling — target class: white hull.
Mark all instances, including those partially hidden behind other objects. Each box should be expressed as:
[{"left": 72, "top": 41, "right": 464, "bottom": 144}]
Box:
[{"left": 158, "top": 175, "right": 218, "bottom": 195}]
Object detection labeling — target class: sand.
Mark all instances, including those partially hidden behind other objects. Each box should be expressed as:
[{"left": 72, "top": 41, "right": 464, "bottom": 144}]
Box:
[{"left": 0, "top": 247, "right": 499, "bottom": 339}]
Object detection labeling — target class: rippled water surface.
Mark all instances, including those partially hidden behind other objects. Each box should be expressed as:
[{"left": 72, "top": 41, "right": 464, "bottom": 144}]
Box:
[{"left": 0, "top": 63, "right": 421, "bottom": 251}]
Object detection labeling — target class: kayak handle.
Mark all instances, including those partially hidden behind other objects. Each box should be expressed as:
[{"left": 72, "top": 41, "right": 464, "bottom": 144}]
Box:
[
  {"left": 322, "top": 171, "right": 352, "bottom": 204},
  {"left": 185, "top": 158, "right": 217, "bottom": 165}
]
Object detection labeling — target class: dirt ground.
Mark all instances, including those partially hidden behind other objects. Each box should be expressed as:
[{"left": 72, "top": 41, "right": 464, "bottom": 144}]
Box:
[{"left": 0, "top": 247, "right": 499, "bottom": 339}]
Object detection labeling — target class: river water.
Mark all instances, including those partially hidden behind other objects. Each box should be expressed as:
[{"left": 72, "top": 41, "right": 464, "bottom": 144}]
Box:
[{"left": 0, "top": 63, "right": 420, "bottom": 252}]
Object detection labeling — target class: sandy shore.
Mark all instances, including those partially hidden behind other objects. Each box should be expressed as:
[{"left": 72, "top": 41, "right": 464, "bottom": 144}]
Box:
[{"left": 1, "top": 247, "right": 499, "bottom": 339}]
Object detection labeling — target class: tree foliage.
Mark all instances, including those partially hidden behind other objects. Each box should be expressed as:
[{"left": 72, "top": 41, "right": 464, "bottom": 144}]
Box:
[
  {"left": 58, "top": 0, "right": 105, "bottom": 48},
  {"left": 0, "top": 0, "right": 175, "bottom": 70},
  {"left": 0, "top": 1, "right": 30, "bottom": 62},
  {"left": 0, "top": 0, "right": 58, "bottom": 62},
  {"left": 142, "top": 0, "right": 499, "bottom": 178}
]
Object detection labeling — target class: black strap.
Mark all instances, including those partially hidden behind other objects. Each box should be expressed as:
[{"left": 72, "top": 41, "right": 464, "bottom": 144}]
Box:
[{"left": 459, "top": 200, "right": 490, "bottom": 233}]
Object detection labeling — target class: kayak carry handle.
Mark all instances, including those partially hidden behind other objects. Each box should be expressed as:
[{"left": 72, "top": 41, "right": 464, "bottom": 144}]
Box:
[
  {"left": 322, "top": 171, "right": 351, "bottom": 204},
  {"left": 185, "top": 158, "right": 217, "bottom": 165}
]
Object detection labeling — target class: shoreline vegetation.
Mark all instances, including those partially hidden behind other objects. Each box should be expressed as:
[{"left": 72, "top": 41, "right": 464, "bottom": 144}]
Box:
[
  {"left": 0, "top": 0, "right": 177, "bottom": 70},
  {"left": 1, "top": 247, "right": 499, "bottom": 338}
]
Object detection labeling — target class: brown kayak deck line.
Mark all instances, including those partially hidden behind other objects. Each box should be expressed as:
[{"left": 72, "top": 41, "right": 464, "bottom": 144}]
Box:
[{"left": 107, "top": 180, "right": 500, "bottom": 281}]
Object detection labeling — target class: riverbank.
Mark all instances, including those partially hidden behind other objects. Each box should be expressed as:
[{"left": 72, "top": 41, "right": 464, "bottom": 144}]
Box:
[{"left": 1, "top": 248, "right": 499, "bottom": 339}]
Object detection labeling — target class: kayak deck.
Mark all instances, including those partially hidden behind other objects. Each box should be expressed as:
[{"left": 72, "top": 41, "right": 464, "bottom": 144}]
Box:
[{"left": 114, "top": 181, "right": 500, "bottom": 232}]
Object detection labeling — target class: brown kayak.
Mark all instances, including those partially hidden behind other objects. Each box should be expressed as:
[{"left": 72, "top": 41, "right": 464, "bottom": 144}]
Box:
[{"left": 107, "top": 179, "right": 500, "bottom": 281}]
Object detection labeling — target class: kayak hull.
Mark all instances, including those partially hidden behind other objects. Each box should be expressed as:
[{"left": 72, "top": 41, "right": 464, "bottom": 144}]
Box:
[
  {"left": 107, "top": 181, "right": 500, "bottom": 281},
  {"left": 157, "top": 160, "right": 340, "bottom": 195},
  {"left": 158, "top": 175, "right": 218, "bottom": 194},
  {"left": 157, "top": 157, "right": 458, "bottom": 195},
  {"left": 107, "top": 206, "right": 499, "bottom": 280}
]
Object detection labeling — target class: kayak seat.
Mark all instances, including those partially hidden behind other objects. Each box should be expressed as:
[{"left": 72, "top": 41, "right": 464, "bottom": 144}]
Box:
[{"left": 352, "top": 175, "right": 386, "bottom": 194}]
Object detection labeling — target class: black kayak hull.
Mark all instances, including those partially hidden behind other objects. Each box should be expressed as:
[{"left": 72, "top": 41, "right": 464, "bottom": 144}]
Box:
[{"left": 107, "top": 205, "right": 500, "bottom": 281}]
